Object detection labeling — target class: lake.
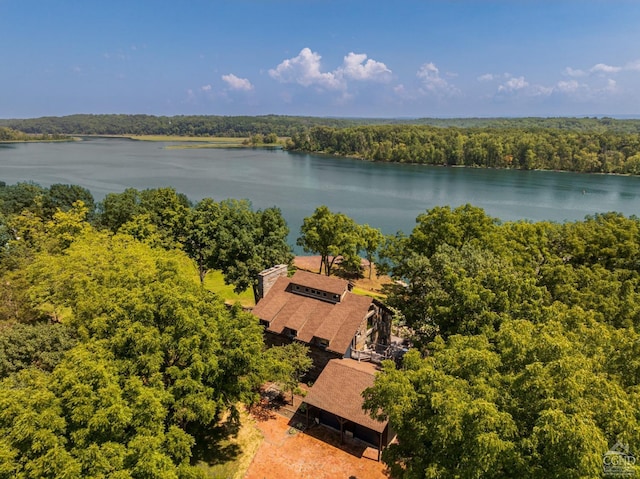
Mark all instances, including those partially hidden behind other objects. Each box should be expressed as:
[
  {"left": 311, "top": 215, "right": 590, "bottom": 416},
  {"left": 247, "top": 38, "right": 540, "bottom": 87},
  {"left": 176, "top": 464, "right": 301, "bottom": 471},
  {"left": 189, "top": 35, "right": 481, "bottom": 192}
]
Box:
[{"left": 1, "top": 137, "right": 639, "bottom": 243}]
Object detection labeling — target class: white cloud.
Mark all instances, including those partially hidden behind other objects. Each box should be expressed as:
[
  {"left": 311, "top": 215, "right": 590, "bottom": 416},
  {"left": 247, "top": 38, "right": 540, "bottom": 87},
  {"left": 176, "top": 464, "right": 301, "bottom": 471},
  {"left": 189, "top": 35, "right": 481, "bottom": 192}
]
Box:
[
  {"left": 221, "top": 73, "right": 254, "bottom": 91},
  {"left": 498, "top": 76, "right": 529, "bottom": 92},
  {"left": 564, "top": 67, "right": 586, "bottom": 77},
  {"left": 591, "top": 63, "right": 622, "bottom": 74},
  {"left": 416, "top": 62, "right": 459, "bottom": 95},
  {"left": 268, "top": 48, "right": 392, "bottom": 92},
  {"left": 394, "top": 84, "right": 406, "bottom": 94},
  {"left": 565, "top": 59, "right": 640, "bottom": 78},
  {"left": 338, "top": 52, "right": 391, "bottom": 81},
  {"left": 269, "top": 48, "right": 342, "bottom": 89},
  {"left": 555, "top": 80, "right": 582, "bottom": 93},
  {"left": 624, "top": 59, "right": 640, "bottom": 71},
  {"left": 477, "top": 73, "right": 495, "bottom": 82},
  {"left": 201, "top": 84, "right": 212, "bottom": 92},
  {"left": 605, "top": 78, "right": 618, "bottom": 92}
]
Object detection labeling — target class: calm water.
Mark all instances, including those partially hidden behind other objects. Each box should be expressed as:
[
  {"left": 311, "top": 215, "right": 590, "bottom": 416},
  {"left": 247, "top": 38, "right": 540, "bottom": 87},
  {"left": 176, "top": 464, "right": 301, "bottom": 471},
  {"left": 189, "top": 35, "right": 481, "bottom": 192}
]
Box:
[{"left": 1, "top": 137, "right": 639, "bottom": 242}]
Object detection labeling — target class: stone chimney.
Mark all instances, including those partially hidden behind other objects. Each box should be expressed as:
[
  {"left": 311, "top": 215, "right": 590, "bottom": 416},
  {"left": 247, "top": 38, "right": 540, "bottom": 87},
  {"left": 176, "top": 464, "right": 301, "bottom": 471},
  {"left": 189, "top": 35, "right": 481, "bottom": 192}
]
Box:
[{"left": 256, "top": 264, "right": 288, "bottom": 301}]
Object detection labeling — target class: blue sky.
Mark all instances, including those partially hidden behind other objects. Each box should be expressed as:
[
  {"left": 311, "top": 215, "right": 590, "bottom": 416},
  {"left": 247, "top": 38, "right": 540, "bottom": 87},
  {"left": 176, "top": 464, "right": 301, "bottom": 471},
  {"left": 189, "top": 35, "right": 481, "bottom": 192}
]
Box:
[{"left": 1, "top": 0, "right": 639, "bottom": 118}]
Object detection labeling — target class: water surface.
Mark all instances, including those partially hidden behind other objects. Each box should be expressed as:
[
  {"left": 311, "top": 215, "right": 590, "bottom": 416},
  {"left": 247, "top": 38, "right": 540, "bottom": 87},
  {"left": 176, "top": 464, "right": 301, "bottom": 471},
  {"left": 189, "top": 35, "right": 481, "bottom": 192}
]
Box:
[{"left": 1, "top": 138, "right": 639, "bottom": 241}]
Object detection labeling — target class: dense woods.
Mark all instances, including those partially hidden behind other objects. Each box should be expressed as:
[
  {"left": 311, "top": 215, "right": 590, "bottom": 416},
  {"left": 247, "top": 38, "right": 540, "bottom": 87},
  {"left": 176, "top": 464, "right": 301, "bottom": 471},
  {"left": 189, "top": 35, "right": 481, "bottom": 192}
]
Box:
[
  {"left": 0, "top": 181, "right": 296, "bottom": 477},
  {"left": 3, "top": 114, "right": 640, "bottom": 137},
  {"left": 365, "top": 205, "right": 640, "bottom": 478},
  {"left": 0, "top": 114, "right": 360, "bottom": 138},
  {"left": 288, "top": 124, "right": 640, "bottom": 174},
  {"left": 2, "top": 178, "right": 640, "bottom": 477}
]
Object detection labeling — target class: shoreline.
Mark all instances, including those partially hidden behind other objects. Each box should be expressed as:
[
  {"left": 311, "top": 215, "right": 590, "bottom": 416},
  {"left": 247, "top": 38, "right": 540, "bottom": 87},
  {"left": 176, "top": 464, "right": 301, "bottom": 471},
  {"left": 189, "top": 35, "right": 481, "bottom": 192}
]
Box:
[{"left": 286, "top": 148, "right": 640, "bottom": 178}]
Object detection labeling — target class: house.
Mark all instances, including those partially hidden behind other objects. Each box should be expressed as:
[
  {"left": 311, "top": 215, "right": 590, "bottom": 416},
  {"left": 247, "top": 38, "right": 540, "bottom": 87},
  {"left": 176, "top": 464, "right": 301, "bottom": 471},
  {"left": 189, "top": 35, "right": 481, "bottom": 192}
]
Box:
[
  {"left": 253, "top": 266, "right": 401, "bottom": 459},
  {"left": 303, "top": 359, "right": 394, "bottom": 461},
  {"left": 252, "top": 266, "right": 393, "bottom": 379}
]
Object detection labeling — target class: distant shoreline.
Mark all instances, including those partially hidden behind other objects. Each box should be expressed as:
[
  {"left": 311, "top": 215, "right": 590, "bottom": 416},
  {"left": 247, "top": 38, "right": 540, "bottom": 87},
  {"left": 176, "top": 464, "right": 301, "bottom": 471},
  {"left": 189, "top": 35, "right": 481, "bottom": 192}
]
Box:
[{"left": 76, "top": 134, "right": 284, "bottom": 150}]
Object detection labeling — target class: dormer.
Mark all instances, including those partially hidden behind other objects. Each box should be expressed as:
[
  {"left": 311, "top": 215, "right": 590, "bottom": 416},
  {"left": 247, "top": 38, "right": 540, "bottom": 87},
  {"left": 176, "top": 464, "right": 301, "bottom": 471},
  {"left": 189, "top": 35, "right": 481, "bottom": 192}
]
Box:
[
  {"left": 289, "top": 282, "right": 345, "bottom": 304},
  {"left": 283, "top": 327, "right": 297, "bottom": 339},
  {"left": 312, "top": 336, "right": 330, "bottom": 349}
]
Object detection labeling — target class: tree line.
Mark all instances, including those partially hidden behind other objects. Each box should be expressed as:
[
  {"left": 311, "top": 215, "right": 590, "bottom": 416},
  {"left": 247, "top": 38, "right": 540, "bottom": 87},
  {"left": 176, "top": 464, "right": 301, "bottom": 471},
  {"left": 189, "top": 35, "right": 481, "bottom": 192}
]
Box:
[
  {"left": 3, "top": 179, "right": 640, "bottom": 477},
  {"left": 288, "top": 124, "right": 640, "bottom": 174},
  {"left": 0, "top": 114, "right": 362, "bottom": 138},
  {"left": 0, "top": 126, "right": 69, "bottom": 142},
  {"left": 2, "top": 114, "right": 640, "bottom": 138}
]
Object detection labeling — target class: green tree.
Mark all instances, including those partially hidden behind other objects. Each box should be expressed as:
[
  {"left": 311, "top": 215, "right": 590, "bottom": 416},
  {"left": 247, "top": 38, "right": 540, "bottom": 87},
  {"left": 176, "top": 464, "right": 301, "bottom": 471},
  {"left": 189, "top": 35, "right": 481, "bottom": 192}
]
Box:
[
  {"left": 297, "top": 205, "right": 362, "bottom": 276},
  {"left": 97, "top": 187, "right": 141, "bottom": 232},
  {"left": 43, "top": 184, "right": 95, "bottom": 221},
  {"left": 0, "top": 181, "right": 46, "bottom": 216},
  {"left": 184, "top": 198, "right": 221, "bottom": 284},
  {"left": 364, "top": 313, "right": 640, "bottom": 479},
  {"left": 0, "top": 229, "right": 268, "bottom": 476},
  {"left": 359, "top": 224, "right": 383, "bottom": 279},
  {"left": 0, "top": 322, "right": 78, "bottom": 378},
  {"left": 185, "top": 198, "right": 292, "bottom": 298},
  {"left": 264, "top": 342, "right": 313, "bottom": 403}
]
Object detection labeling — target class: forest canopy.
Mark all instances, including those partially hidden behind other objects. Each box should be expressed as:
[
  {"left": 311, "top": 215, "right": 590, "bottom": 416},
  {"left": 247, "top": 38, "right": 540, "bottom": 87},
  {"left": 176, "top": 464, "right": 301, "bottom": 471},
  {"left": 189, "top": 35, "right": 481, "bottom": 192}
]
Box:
[
  {"left": 287, "top": 124, "right": 640, "bottom": 174},
  {"left": 2, "top": 114, "right": 640, "bottom": 137},
  {"left": 2, "top": 180, "right": 640, "bottom": 477},
  {"left": 365, "top": 205, "right": 640, "bottom": 478}
]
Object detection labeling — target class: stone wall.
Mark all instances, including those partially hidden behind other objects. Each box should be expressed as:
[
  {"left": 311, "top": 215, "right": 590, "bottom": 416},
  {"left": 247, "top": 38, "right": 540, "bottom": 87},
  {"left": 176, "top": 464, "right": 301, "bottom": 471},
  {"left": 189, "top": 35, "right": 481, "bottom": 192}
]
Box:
[{"left": 256, "top": 264, "right": 288, "bottom": 300}]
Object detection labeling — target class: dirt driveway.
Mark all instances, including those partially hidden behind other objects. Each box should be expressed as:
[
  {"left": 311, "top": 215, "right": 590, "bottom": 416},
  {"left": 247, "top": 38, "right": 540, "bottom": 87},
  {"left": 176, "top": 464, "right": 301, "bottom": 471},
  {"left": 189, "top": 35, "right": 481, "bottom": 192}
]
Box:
[{"left": 244, "top": 408, "right": 391, "bottom": 479}]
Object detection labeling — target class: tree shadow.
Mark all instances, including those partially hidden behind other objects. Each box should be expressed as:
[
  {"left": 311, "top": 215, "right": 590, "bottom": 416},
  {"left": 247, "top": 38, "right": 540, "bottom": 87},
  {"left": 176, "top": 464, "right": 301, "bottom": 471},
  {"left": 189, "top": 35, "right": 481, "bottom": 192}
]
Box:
[
  {"left": 248, "top": 382, "right": 289, "bottom": 422},
  {"left": 189, "top": 412, "right": 242, "bottom": 466}
]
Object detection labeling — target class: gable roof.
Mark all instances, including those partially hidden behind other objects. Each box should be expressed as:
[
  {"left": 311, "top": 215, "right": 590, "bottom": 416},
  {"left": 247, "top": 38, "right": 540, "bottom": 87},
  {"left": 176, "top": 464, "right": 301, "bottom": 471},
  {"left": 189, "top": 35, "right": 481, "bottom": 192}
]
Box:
[
  {"left": 304, "top": 359, "right": 387, "bottom": 433},
  {"left": 252, "top": 271, "right": 373, "bottom": 355},
  {"left": 289, "top": 270, "right": 350, "bottom": 297}
]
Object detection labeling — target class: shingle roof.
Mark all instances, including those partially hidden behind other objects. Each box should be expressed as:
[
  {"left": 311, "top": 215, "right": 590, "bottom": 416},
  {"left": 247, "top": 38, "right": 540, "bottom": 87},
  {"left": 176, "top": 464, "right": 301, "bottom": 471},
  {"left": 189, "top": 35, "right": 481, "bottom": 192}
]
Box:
[
  {"left": 304, "top": 359, "right": 387, "bottom": 433},
  {"left": 252, "top": 271, "right": 374, "bottom": 355},
  {"left": 289, "top": 270, "right": 350, "bottom": 297}
]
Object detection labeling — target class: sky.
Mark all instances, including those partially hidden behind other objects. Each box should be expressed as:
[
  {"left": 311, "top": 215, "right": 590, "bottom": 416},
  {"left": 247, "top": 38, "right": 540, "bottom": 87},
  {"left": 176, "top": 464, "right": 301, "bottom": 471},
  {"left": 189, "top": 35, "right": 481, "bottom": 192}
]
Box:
[{"left": 1, "top": 0, "right": 640, "bottom": 119}]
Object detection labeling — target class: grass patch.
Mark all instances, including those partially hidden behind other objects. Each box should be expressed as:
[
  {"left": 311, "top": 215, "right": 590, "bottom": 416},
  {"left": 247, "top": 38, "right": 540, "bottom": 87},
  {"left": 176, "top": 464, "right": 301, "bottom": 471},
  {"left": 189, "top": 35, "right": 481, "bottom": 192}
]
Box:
[
  {"left": 204, "top": 270, "right": 255, "bottom": 308},
  {"left": 125, "top": 135, "right": 285, "bottom": 149},
  {"left": 351, "top": 286, "right": 387, "bottom": 300},
  {"left": 126, "top": 135, "right": 247, "bottom": 143},
  {"left": 195, "top": 408, "right": 264, "bottom": 479},
  {"left": 135, "top": 135, "right": 249, "bottom": 148}
]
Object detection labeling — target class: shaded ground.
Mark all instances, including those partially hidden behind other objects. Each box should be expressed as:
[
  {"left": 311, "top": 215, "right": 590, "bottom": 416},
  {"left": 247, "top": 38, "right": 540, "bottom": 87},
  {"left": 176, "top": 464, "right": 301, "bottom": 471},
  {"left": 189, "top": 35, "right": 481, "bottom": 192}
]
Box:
[
  {"left": 194, "top": 408, "right": 263, "bottom": 479},
  {"left": 293, "top": 256, "right": 392, "bottom": 296},
  {"left": 244, "top": 393, "right": 391, "bottom": 479}
]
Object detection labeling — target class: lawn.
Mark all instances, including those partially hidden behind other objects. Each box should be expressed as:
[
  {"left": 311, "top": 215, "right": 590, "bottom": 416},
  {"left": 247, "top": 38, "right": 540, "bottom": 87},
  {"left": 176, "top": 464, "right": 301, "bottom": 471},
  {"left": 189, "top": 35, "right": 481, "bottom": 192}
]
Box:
[
  {"left": 126, "top": 135, "right": 247, "bottom": 144},
  {"left": 123, "top": 135, "right": 287, "bottom": 150},
  {"left": 204, "top": 270, "right": 255, "bottom": 308}
]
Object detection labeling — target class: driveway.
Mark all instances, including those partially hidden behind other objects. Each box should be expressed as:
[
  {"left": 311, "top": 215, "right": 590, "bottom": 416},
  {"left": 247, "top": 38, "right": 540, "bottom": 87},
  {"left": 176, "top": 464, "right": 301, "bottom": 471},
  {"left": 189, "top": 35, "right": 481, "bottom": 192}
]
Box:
[{"left": 244, "top": 407, "right": 391, "bottom": 479}]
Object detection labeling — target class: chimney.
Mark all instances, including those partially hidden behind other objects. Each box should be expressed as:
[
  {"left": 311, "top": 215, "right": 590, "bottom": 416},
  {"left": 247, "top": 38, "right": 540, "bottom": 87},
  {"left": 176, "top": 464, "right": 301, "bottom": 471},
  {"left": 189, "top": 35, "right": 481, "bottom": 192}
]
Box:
[{"left": 257, "top": 264, "right": 288, "bottom": 301}]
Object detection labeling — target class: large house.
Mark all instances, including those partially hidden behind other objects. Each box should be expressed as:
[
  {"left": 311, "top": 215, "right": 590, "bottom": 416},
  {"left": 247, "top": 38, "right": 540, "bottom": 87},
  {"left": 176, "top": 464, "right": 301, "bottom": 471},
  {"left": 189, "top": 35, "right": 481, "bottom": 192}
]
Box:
[
  {"left": 253, "top": 265, "right": 400, "bottom": 459},
  {"left": 252, "top": 266, "right": 394, "bottom": 379}
]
